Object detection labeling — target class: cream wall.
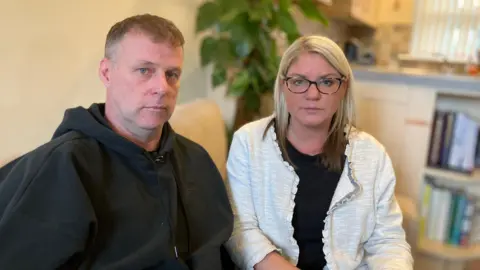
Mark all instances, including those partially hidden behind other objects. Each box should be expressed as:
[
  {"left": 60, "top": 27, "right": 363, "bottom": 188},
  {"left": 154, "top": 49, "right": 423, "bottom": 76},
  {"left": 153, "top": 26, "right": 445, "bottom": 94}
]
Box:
[{"left": 0, "top": 0, "right": 208, "bottom": 162}]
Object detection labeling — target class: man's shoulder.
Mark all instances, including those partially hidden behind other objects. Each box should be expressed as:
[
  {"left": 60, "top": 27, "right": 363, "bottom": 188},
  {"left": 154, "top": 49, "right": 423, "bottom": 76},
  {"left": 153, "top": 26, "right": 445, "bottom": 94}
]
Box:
[
  {"left": 173, "top": 134, "right": 211, "bottom": 159},
  {"left": 0, "top": 131, "right": 104, "bottom": 195},
  {"left": 2, "top": 131, "right": 100, "bottom": 173},
  {"left": 35, "top": 131, "right": 100, "bottom": 159}
]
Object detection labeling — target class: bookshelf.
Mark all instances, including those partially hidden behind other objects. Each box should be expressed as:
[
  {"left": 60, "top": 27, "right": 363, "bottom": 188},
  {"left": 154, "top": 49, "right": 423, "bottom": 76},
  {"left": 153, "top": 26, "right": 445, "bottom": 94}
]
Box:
[
  {"left": 418, "top": 238, "right": 480, "bottom": 261},
  {"left": 424, "top": 167, "right": 480, "bottom": 185},
  {"left": 352, "top": 67, "right": 480, "bottom": 270},
  {"left": 416, "top": 92, "right": 480, "bottom": 270}
]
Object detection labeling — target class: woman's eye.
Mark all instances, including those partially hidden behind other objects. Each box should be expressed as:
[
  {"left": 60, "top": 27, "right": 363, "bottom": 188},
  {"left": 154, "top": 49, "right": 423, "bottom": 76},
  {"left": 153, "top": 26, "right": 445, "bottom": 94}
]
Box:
[
  {"left": 320, "top": 79, "right": 334, "bottom": 87},
  {"left": 293, "top": 79, "right": 306, "bottom": 86}
]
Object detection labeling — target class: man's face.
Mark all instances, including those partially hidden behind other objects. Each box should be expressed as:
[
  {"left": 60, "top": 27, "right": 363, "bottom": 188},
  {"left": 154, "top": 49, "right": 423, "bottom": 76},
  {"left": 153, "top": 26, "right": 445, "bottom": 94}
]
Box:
[{"left": 99, "top": 31, "right": 183, "bottom": 131}]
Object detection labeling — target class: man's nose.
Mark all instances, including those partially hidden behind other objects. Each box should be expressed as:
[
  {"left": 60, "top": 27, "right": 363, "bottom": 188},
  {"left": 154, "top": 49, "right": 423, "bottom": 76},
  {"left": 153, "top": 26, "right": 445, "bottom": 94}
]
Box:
[{"left": 151, "top": 73, "right": 169, "bottom": 94}]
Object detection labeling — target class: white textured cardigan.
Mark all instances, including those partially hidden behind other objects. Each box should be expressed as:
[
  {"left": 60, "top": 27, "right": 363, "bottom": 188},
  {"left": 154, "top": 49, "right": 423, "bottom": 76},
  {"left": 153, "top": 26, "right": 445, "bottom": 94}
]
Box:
[{"left": 224, "top": 116, "right": 413, "bottom": 270}]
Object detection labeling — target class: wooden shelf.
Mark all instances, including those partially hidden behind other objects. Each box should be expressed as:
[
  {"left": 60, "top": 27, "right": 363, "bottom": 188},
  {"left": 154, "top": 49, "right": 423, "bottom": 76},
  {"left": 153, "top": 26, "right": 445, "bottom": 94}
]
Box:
[
  {"left": 424, "top": 167, "right": 480, "bottom": 184},
  {"left": 417, "top": 238, "right": 480, "bottom": 261}
]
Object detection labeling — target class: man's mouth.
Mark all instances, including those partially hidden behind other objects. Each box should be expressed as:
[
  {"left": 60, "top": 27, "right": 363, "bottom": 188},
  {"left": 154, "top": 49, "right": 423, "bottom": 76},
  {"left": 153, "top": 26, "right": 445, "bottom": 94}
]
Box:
[{"left": 145, "top": 106, "right": 167, "bottom": 111}]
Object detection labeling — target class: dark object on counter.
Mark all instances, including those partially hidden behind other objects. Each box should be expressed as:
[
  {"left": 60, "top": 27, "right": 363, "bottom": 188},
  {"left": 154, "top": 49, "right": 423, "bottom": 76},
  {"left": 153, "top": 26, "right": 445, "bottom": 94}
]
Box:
[
  {"left": 357, "top": 49, "right": 376, "bottom": 65},
  {"left": 344, "top": 38, "right": 359, "bottom": 62},
  {"left": 343, "top": 38, "right": 375, "bottom": 65}
]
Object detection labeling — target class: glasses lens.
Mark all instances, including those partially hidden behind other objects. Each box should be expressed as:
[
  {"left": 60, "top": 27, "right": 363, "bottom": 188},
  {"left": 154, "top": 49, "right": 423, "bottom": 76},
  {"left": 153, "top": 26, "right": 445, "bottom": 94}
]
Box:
[
  {"left": 287, "top": 78, "right": 309, "bottom": 93},
  {"left": 317, "top": 78, "right": 341, "bottom": 94},
  {"left": 286, "top": 77, "right": 342, "bottom": 94}
]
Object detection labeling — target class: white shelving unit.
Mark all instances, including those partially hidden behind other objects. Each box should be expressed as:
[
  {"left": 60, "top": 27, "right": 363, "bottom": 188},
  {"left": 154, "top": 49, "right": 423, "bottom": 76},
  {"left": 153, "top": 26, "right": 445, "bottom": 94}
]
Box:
[
  {"left": 424, "top": 167, "right": 480, "bottom": 185},
  {"left": 353, "top": 70, "right": 480, "bottom": 270},
  {"left": 417, "top": 237, "right": 480, "bottom": 261},
  {"left": 415, "top": 92, "right": 480, "bottom": 270},
  {"left": 415, "top": 167, "right": 480, "bottom": 270}
]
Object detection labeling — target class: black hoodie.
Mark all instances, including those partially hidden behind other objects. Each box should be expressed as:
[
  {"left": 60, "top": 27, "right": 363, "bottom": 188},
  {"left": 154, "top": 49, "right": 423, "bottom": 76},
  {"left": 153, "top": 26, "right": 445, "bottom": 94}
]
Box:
[{"left": 0, "top": 103, "right": 234, "bottom": 270}]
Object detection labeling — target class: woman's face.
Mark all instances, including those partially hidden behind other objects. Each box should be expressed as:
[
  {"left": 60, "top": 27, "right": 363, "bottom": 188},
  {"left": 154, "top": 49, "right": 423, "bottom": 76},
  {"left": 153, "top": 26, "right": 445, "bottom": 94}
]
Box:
[{"left": 282, "top": 52, "right": 347, "bottom": 130}]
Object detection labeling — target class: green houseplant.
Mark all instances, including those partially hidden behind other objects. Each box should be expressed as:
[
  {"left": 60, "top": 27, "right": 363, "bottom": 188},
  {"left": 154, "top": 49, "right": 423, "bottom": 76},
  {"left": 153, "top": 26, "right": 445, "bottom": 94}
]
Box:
[{"left": 195, "top": 0, "right": 328, "bottom": 131}]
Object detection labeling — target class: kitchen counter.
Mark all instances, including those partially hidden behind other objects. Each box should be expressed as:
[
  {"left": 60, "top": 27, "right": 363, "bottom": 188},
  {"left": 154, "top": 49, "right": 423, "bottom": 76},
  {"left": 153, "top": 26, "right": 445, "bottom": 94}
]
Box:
[{"left": 352, "top": 65, "right": 479, "bottom": 93}]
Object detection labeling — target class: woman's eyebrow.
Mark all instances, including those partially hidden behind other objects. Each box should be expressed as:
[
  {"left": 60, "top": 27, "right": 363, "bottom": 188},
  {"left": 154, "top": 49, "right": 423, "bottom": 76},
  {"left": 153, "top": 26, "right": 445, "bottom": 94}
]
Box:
[
  {"left": 286, "top": 73, "right": 342, "bottom": 79},
  {"left": 318, "top": 73, "right": 342, "bottom": 78}
]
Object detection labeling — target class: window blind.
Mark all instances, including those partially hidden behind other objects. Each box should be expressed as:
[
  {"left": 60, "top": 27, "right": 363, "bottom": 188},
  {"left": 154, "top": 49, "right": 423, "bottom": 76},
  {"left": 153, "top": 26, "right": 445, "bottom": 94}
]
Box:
[{"left": 410, "top": 0, "right": 480, "bottom": 63}]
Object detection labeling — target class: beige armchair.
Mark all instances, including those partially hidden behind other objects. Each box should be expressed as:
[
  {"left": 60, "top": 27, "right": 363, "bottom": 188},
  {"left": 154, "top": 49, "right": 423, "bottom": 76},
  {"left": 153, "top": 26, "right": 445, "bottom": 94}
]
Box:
[
  {"left": 396, "top": 194, "right": 419, "bottom": 260},
  {"left": 169, "top": 98, "right": 228, "bottom": 180}
]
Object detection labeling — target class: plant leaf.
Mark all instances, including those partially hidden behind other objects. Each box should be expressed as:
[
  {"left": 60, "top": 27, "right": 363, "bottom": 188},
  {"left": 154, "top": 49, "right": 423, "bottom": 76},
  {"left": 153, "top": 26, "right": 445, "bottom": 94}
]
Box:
[
  {"left": 251, "top": 75, "right": 260, "bottom": 94},
  {"left": 276, "top": 9, "right": 299, "bottom": 37},
  {"left": 235, "top": 41, "right": 253, "bottom": 58},
  {"left": 228, "top": 70, "right": 250, "bottom": 97},
  {"left": 287, "top": 33, "right": 301, "bottom": 44},
  {"left": 211, "top": 64, "right": 227, "bottom": 88},
  {"left": 244, "top": 90, "right": 261, "bottom": 112},
  {"left": 249, "top": 1, "right": 273, "bottom": 21},
  {"left": 222, "top": 12, "right": 256, "bottom": 46},
  {"left": 251, "top": 59, "right": 270, "bottom": 82},
  {"left": 196, "top": 2, "right": 221, "bottom": 33},
  {"left": 215, "top": 38, "right": 236, "bottom": 66},
  {"left": 296, "top": 0, "right": 329, "bottom": 26},
  {"left": 257, "top": 30, "right": 274, "bottom": 55},
  {"left": 218, "top": 0, "right": 249, "bottom": 14},
  {"left": 278, "top": 0, "right": 292, "bottom": 11},
  {"left": 200, "top": 37, "right": 218, "bottom": 66}
]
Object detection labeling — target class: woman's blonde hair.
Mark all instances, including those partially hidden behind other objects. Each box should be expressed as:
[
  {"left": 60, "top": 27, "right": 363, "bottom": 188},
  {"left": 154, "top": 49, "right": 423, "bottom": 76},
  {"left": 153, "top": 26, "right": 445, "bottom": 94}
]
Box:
[{"left": 265, "top": 35, "right": 356, "bottom": 172}]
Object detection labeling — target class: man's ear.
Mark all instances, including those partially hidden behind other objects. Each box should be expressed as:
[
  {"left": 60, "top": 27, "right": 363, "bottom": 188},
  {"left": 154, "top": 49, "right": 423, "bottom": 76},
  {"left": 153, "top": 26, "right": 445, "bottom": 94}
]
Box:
[{"left": 99, "top": 58, "right": 112, "bottom": 87}]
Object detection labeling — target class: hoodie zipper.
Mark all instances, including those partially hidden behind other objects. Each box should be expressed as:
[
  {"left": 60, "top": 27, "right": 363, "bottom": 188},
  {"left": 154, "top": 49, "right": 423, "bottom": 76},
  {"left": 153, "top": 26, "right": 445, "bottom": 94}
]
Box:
[
  {"left": 145, "top": 152, "right": 179, "bottom": 260},
  {"left": 169, "top": 153, "right": 192, "bottom": 261}
]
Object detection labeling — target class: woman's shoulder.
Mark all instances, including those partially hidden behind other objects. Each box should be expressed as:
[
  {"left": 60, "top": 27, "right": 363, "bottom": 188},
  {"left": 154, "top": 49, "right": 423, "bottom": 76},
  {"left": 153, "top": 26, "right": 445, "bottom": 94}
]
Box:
[
  {"left": 346, "top": 127, "right": 396, "bottom": 178},
  {"left": 347, "top": 127, "right": 389, "bottom": 158},
  {"left": 233, "top": 115, "right": 275, "bottom": 141}
]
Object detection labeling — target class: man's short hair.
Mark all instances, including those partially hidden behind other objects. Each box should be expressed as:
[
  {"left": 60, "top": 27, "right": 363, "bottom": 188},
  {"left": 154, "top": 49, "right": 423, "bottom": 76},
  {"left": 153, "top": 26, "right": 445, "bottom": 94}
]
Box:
[{"left": 104, "top": 14, "right": 185, "bottom": 59}]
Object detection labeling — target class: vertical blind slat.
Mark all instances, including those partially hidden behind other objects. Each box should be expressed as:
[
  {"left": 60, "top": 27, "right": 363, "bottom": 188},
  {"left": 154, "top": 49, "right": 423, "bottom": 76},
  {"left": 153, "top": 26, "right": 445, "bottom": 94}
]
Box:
[{"left": 410, "top": 0, "right": 480, "bottom": 62}]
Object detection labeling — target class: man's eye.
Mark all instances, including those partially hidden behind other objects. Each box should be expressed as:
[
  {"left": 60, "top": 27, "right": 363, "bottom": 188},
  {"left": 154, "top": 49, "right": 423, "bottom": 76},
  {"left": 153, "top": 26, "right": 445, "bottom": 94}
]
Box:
[
  {"left": 166, "top": 71, "right": 180, "bottom": 82},
  {"left": 138, "top": 68, "right": 151, "bottom": 75}
]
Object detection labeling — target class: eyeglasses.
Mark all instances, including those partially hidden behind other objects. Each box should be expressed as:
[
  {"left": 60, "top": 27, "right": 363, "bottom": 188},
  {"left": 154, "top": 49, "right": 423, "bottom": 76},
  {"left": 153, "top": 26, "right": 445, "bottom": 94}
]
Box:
[{"left": 284, "top": 76, "right": 347, "bottom": 95}]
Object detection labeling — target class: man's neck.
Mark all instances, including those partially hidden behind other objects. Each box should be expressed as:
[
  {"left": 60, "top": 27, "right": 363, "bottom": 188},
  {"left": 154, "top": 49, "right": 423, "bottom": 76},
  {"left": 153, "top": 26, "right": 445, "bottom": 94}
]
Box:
[
  {"left": 287, "top": 119, "right": 330, "bottom": 156},
  {"left": 105, "top": 108, "right": 162, "bottom": 152}
]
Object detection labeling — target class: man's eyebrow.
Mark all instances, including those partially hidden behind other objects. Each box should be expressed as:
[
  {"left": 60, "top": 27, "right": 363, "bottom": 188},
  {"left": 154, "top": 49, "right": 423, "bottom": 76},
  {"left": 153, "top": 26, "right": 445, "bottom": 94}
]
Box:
[
  {"left": 135, "top": 60, "right": 156, "bottom": 66},
  {"left": 167, "top": 67, "right": 182, "bottom": 72},
  {"left": 134, "top": 61, "right": 182, "bottom": 73}
]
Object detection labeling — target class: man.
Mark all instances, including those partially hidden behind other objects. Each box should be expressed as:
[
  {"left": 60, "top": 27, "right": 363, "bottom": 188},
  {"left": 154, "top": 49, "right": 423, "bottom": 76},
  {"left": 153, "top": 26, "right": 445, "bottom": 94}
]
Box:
[{"left": 0, "top": 14, "right": 233, "bottom": 270}]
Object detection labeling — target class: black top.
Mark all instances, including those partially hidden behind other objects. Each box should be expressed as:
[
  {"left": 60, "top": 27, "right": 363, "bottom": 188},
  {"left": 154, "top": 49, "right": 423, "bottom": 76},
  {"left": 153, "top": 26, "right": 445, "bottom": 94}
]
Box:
[
  {"left": 0, "top": 103, "right": 233, "bottom": 270},
  {"left": 287, "top": 140, "right": 346, "bottom": 270}
]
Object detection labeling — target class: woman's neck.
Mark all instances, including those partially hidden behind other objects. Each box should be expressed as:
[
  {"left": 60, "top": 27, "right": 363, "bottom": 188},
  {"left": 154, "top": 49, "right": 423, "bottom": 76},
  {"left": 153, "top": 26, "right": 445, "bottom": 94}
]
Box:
[{"left": 287, "top": 119, "right": 330, "bottom": 156}]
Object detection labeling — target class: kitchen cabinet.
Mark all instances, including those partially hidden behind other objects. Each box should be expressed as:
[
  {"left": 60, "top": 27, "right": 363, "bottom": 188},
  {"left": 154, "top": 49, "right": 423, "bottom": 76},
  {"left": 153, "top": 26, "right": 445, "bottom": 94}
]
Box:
[
  {"left": 376, "top": 0, "right": 414, "bottom": 25},
  {"left": 351, "top": 0, "right": 377, "bottom": 26},
  {"left": 317, "top": 0, "right": 377, "bottom": 28},
  {"left": 315, "top": 0, "right": 332, "bottom": 5}
]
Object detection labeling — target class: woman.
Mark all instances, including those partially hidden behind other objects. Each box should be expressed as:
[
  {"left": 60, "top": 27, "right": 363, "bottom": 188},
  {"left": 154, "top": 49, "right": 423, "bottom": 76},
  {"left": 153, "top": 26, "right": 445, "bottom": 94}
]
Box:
[{"left": 224, "top": 35, "right": 413, "bottom": 270}]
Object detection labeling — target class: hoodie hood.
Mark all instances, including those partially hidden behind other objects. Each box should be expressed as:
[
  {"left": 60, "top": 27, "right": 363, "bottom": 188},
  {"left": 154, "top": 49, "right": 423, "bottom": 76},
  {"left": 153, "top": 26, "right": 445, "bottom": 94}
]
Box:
[{"left": 52, "top": 103, "right": 174, "bottom": 158}]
